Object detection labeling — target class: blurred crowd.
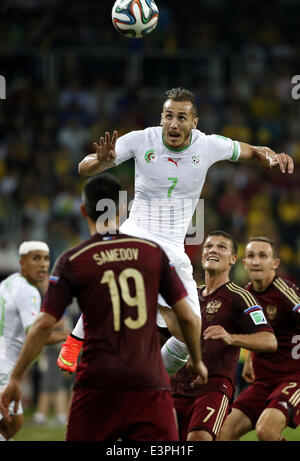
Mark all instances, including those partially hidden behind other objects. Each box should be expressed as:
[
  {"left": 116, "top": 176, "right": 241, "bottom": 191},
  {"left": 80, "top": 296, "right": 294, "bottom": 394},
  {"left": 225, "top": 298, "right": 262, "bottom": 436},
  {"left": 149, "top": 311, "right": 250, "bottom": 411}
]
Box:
[{"left": 0, "top": 0, "right": 299, "bottom": 285}]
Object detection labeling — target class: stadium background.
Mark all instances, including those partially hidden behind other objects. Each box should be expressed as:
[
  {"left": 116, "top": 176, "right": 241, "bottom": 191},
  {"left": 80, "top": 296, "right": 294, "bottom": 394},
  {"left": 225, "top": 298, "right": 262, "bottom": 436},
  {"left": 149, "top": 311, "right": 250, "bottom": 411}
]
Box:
[{"left": 0, "top": 0, "right": 299, "bottom": 441}]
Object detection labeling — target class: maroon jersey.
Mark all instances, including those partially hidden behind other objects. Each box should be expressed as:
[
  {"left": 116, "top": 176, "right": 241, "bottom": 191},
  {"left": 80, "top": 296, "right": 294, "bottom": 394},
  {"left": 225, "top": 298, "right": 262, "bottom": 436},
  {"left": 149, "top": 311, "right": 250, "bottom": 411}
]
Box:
[
  {"left": 171, "top": 282, "right": 273, "bottom": 399},
  {"left": 42, "top": 233, "right": 187, "bottom": 390},
  {"left": 246, "top": 276, "right": 300, "bottom": 380}
]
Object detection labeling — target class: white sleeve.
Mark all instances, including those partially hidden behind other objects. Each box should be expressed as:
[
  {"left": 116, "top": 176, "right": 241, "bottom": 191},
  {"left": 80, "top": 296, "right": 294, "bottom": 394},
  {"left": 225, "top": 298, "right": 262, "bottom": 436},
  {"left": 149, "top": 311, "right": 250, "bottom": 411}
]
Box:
[
  {"left": 206, "top": 134, "right": 240, "bottom": 165},
  {"left": 17, "top": 284, "right": 41, "bottom": 332},
  {"left": 114, "top": 130, "right": 145, "bottom": 166}
]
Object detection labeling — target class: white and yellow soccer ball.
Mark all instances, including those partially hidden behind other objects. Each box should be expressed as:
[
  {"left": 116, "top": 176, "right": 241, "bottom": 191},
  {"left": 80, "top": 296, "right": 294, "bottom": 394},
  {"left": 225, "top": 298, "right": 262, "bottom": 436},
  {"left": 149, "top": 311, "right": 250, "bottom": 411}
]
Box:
[{"left": 112, "top": 0, "right": 159, "bottom": 39}]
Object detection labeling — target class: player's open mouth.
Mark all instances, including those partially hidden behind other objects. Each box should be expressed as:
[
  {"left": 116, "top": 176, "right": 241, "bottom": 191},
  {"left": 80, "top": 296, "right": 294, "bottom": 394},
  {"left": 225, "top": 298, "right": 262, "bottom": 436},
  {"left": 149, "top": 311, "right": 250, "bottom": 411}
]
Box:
[
  {"left": 207, "top": 257, "right": 219, "bottom": 261},
  {"left": 168, "top": 133, "right": 180, "bottom": 139}
]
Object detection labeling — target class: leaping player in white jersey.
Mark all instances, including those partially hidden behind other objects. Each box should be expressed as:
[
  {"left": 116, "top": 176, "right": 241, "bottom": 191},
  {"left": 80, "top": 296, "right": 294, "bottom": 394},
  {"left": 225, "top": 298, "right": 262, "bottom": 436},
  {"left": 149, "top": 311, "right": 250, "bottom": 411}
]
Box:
[
  {"left": 0, "top": 241, "right": 68, "bottom": 441},
  {"left": 57, "top": 87, "right": 294, "bottom": 376}
]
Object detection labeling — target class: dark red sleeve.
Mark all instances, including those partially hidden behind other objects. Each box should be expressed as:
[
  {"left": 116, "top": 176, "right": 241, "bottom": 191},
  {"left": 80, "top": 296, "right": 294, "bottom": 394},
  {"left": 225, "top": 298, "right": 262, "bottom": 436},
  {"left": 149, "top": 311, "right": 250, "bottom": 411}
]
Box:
[
  {"left": 232, "top": 296, "right": 274, "bottom": 334},
  {"left": 285, "top": 281, "right": 300, "bottom": 323},
  {"left": 41, "top": 252, "right": 74, "bottom": 321},
  {"left": 158, "top": 249, "right": 187, "bottom": 306}
]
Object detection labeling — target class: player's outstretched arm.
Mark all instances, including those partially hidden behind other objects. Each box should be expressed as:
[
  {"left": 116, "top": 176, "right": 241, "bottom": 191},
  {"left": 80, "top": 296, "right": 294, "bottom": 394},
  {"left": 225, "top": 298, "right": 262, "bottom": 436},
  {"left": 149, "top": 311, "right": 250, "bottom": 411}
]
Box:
[
  {"left": 239, "top": 142, "right": 294, "bottom": 174},
  {"left": 0, "top": 312, "right": 57, "bottom": 421},
  {"left": 203, "top": 326, "right": 277, "bottom": 353},
  {"left": 78, "top": 131, "right": 118, "bottom": 176}
]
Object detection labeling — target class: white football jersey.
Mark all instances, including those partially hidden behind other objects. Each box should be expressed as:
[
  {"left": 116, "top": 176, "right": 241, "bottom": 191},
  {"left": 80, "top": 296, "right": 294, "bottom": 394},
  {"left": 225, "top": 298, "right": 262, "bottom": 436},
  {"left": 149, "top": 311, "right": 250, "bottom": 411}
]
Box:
[
  {"left": 115, "top": 127, "right": 240, "bottom": 245},
  {"left": 0, "top": 273, "right": 41, "bottom": 380}
]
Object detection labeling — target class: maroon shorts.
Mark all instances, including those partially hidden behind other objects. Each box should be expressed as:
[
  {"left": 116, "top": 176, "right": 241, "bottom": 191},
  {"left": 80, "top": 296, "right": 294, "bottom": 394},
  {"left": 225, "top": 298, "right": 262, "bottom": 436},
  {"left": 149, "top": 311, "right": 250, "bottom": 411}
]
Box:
[
  {"left": 174, "top": 391, "right": 230, "bottom": 441},
  {"left": 233, "top": 379, "right": 300, "bottom": 428},
  {"left": 66, "top": 387, "right": 179, "bottom": 441}
]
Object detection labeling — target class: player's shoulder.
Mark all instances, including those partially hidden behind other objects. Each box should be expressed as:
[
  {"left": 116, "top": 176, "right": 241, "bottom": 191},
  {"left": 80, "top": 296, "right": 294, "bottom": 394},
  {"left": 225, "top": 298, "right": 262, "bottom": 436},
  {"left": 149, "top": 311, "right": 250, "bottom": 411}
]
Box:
[
  {"left": 225, "top": 281, "right": 260, "bottom": 308},
  {"left": 0, "top": 272, "right": 18, "bottom": 289},
  {"left": 199, "top": 132, "right": 235, "bottom": 146},
  {"left": 190, "top": 128, "right": 206, "bottom": 145},
  {"left": 52, "top": 236, "right": 99, "bottom": 270},
  {"left": 122, "top": 126, "right": 162, "bottom": 148},
  {"left": 272, "top": 276, "right": 300, "bottom": 304},
  {"left": 63, "top": 233, "right": 161, "bottom": 261},
  {"left": 5, "top": 273, "right": 39, "bottom": 293},
  {"left": 13, "top": 274, "right": 41, "bottom": 303},
  {"left": 143, "top": 126, "right": 162, "bottom": 139},
  {"left": 118, "top": 234, "right": 175, "bottom": 268},
  {"left": 273, "top": 276, "right": 299, "bottom": 292},
  {"left": 124, "top": 126, "right": 161, "bottom": 138},
  {"left": 190, "top": 130, "right": 234, "bottom": 150},
  {"left": 118, "top": 232, "right": 160, "bottom": 249}
]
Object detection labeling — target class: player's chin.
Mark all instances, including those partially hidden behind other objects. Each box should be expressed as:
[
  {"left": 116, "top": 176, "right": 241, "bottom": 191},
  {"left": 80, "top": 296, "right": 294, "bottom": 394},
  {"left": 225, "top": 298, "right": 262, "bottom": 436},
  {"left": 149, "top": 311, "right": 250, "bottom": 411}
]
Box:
[
  {"left": 203, "top": 261, "right": 219, "bottom": 270},
  {"left": 249, "top": 270, "right": 263, "bottom": 278},
  {"left": 167, "top": 135, "right": 182, "bottom": 146},
  {"left": 36, "top": 273, "right": 47, "bottom": 282}
]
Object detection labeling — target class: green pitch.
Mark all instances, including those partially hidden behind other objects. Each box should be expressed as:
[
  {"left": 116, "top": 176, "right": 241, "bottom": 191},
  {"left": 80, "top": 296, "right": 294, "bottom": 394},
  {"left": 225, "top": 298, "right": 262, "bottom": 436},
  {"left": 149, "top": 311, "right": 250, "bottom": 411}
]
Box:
[
  {"left": 13, "top": 412, "right": 300, "bottom": 441},
  {"left": 240, "top": 426, "right": 300, "bottom": 441}
]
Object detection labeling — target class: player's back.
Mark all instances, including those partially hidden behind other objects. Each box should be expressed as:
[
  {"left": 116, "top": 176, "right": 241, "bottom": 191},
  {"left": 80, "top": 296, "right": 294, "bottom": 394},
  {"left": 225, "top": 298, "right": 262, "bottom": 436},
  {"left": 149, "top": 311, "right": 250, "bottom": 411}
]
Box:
[{"left": 43, "top": 233, "right": 184, "bottom": 390}]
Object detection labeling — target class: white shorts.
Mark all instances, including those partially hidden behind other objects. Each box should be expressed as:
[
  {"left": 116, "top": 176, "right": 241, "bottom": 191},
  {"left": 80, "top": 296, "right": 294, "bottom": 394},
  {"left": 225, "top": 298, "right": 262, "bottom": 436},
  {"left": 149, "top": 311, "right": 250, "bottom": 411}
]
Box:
[
  {"left": 119, "top": 221, "right": 200, "bottom": 327},
  {"left": 0, "top": 374, "right": 23, "bottom": 418}
]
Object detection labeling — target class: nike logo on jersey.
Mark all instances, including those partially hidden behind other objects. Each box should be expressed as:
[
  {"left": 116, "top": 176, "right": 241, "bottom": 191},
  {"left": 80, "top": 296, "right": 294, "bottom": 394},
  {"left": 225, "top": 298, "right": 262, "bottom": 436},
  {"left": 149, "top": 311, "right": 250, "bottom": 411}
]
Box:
[{"left": 168, "top": 158, "right": 180, "bottom": 167}]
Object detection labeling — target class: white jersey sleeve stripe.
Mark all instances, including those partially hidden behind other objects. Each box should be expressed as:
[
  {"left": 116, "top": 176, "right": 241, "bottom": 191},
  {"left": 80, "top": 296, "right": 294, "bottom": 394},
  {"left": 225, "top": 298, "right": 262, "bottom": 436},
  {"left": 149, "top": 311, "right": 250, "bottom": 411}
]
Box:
[{"left": 230, "top": 140, "right": 241, "bottom": 162}]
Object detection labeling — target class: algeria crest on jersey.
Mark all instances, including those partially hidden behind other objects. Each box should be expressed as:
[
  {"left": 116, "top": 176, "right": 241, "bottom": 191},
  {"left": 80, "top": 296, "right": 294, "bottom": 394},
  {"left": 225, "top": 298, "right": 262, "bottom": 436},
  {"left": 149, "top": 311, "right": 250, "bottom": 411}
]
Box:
[
  {"left": 144, "top": 149, "right": 157, "bottom": 164},
  {"left": 190, "top": 155, "right": 201, "bottom": 167}
]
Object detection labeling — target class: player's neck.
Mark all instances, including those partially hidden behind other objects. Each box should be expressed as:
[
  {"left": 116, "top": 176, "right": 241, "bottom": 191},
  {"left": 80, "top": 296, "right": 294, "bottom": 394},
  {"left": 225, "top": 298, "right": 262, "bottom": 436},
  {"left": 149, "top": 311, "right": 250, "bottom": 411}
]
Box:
[
  {"left": 88, "top": 218, "right": 119, "bottom": 236},
  {"left": 20, "top": 271, "right": 39, "bottom": 288},
  {"left": 203, "top": 271, "right": 230, "bottom": 296},
  {"left": 251, "top": 272, "right": 276, "bottom": 292}
]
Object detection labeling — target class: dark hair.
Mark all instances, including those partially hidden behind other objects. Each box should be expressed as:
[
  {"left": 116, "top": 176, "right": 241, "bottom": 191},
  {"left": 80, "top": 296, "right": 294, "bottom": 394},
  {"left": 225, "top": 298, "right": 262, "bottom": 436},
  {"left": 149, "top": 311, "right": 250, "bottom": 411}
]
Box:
[
  {"left": 247, "top": 236, "right": 277, "bottom": 258},
  {"left": 164, "top": 87, "right": 198, "bottom": 116},
  {"left": 82, "top": 173, "right": 121, "bottom": 222},
  {"left": 205, "top": 230, "right": 238, "bottom": 255}
]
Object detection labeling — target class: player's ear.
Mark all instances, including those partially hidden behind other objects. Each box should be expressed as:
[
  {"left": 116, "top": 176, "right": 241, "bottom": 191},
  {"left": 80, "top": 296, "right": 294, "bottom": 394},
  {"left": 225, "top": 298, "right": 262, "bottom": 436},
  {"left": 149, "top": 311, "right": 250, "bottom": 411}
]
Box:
[
  {"left": 230, "top": 254, "right": 238, "bottom": 266},
  {"left": 273, "top": 257, "right": 280, "bottom": 270},
  {"left": 193, "top": 117, "right": 199, "bottom": 129},
  {"left": 119, "top": 202, "right": 127, "bottom": 220}
]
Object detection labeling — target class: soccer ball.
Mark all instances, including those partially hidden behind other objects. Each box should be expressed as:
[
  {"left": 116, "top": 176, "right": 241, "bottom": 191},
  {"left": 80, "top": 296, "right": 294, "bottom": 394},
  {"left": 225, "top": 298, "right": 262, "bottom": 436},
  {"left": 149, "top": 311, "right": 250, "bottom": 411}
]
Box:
[{"left": 112, "top": 0, "right": 159, "bottom": 39}]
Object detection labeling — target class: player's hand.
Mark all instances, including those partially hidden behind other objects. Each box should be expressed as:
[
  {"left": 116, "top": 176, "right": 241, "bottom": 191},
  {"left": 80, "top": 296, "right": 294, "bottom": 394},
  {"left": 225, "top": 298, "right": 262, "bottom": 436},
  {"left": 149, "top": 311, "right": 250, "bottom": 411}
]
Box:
[
  {"left": 203, "top": 325, "right": 233, "bottom": 345},
  {"left": 242, "top": 355, "right": 255, "bottom": 383},
  {"left": 187, "top": 359, "right": 208, "bottom": 388},
  {"left": 256, "top": 146, "right": 294, "bottom": 173},
  {"left": 93, "top": 131, "right": 118, "bottom": 166},
  {"left": 269, "top": 152, "right": 294, "bottom": 174},
  {"left": 0, "top": 379, "right": 22, "bottom": 422}
]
